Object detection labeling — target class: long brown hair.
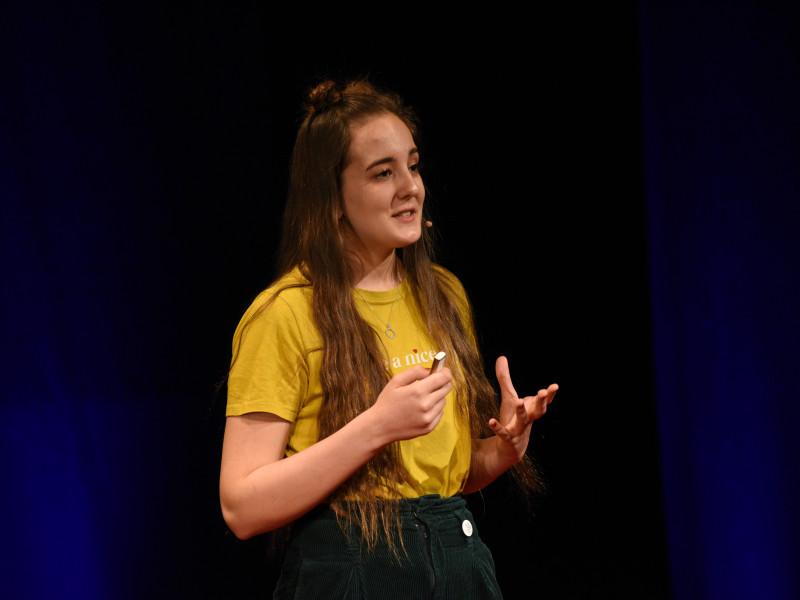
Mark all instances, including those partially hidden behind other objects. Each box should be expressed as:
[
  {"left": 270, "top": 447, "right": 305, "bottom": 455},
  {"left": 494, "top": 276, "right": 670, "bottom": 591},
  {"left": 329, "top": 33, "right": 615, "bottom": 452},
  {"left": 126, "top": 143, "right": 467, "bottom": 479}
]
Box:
[{"left": 228, "top": 76, "right": 542, "bottom": 563}]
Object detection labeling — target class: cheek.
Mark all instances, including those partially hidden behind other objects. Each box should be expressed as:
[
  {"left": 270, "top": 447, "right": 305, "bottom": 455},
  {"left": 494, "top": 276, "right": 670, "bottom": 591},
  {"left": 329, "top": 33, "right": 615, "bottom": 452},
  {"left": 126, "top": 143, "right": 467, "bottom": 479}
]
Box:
[
  {"left": 341, "top": 191, "right": 364, "bottom": 219},
  {"left": 344, "top": 196, "right": 386, "bottom": 228}
]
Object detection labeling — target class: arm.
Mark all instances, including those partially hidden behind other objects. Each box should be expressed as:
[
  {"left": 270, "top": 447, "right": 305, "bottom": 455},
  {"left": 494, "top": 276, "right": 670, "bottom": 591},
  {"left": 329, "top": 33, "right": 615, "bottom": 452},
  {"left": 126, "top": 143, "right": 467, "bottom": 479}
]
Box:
[
  {"left": 466, "top": 361, "right": 559, "bottom": 495},
  {"left": 219, "top": 409, "right": 388, "bottom": 540},
  {"left": 462, "top": 435, "right": 520, "bottom": 495}
]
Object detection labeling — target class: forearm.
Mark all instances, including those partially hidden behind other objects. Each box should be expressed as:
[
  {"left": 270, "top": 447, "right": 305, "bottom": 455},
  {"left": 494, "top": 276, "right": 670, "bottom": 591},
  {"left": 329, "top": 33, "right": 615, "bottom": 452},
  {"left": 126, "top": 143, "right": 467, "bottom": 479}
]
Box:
[
  {"left": 228, "top": 410, "right": 387, "bottom": 539},
  {"left": 462, "top": 435, "right": 519, "bottom": 495}
]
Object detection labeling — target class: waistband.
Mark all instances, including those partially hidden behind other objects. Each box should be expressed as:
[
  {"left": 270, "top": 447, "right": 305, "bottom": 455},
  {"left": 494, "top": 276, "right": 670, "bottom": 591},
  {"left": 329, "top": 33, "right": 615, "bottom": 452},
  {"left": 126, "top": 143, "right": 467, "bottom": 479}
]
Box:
[{"left": 296, "top": 493, "right": 467, "bottom": 524}]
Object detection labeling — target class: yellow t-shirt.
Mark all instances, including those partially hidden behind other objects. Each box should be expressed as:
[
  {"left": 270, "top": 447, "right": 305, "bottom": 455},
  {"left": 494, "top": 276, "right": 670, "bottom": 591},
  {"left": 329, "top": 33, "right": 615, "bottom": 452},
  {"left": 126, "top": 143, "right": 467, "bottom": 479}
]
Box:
[{"left": 225, "top": 263, "right": 477, "bottom": 498}]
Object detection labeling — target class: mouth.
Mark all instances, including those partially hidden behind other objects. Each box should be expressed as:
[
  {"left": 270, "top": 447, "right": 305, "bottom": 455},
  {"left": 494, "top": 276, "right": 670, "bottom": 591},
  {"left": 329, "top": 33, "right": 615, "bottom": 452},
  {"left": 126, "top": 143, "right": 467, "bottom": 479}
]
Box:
[{"left": 391, "top": 208, "right": 417, "bottom": 219}]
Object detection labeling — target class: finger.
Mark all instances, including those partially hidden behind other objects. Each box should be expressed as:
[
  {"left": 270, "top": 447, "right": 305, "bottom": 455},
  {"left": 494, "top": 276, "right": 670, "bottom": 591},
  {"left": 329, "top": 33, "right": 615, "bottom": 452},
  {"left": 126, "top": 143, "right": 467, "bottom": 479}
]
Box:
[
  {"left": 515, "top": 399, "right": 529, "bottom": 427},
  {"left": 547, "top": 383, "right": 559, "bottom": 404},
  {"left": 428, "top": 406, "right": 445, "bottom": 431},
  {"left": 538, "top": 386, "right": 556, "bottom": 409},
  {"left": 440, "top": 366, "right": 454, "bottom": 380},
  {"left": 525, "top": 391, "right": 548, "bottom": 420},
  {"left": 488, "top": 418, "right": 513, "bottom": 442},
  {"left": 495, "top": 356, "right": 520, "bottom": 400},
  {"left": 426, "top": 382, "right": 452, "bottom": 405},
  {"left": 432, "top": 374, "right": 453, "bottom": 393},
  {"left": 536, "top": 389, "right": 550, "bottom": 417},
  {"left": 395, "top": 365, "right": 434, "bottom": 385},
  {"left": 418, "top": 371, "right": 451, "bottom": 395}
]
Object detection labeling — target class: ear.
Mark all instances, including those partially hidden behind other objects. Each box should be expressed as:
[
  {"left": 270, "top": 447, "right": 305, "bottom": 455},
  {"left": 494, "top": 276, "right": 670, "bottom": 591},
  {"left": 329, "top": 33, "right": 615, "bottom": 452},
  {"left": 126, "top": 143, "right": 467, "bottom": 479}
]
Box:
[{"left": 334, "top": 195, "right": 346, "bottom": 223}]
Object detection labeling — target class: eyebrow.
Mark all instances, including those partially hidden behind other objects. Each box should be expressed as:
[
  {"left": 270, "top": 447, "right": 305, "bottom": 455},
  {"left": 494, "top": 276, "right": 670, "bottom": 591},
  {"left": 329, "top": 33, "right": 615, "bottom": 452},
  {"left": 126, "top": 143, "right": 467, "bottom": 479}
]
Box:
[{"left": 365, "top": 147, "right": 419, "bottom": 172}]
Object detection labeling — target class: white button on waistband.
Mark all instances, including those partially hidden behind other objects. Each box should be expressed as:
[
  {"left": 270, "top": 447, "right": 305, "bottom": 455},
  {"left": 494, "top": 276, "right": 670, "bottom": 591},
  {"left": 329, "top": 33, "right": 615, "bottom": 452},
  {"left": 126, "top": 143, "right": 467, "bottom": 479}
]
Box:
[{"left": 462, "top": 519, "right": 473, "bottom": 536}]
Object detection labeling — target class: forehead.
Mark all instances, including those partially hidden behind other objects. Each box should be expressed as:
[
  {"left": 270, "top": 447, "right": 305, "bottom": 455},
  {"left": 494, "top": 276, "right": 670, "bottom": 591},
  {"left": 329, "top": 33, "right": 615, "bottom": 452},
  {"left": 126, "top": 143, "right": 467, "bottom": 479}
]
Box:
[{"left": 348, "top": 113, "right": 415, "bottom": 165}]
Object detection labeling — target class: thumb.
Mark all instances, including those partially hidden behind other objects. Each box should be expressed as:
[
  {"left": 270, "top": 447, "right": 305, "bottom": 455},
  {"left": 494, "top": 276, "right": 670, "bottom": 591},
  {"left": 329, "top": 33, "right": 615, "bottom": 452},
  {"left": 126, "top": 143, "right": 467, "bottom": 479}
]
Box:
[{"left": 495, "top": 355, "right": 519, "bottom": 401}]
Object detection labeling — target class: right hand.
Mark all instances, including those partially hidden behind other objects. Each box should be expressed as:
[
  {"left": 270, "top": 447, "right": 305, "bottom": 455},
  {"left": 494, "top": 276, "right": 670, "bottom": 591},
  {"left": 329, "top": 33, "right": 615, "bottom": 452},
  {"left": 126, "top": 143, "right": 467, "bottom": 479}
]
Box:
[{"left": 370, "top": 364, "right": 454, "bottom": 443}]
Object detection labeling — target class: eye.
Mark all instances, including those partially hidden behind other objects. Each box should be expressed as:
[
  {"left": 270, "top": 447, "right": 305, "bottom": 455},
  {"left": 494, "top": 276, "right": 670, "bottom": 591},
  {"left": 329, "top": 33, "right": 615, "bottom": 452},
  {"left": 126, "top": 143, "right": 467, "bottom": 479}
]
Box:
[{"left": 375, "top": 162, "right": 422, "bottom": 180}]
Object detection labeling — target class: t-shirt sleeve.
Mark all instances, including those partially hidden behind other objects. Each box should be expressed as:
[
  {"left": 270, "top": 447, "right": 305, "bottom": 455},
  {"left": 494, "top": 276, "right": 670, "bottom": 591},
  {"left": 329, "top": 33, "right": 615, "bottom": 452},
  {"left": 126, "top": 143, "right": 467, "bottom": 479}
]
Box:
[{"left": 226, "top": 293, "right": 309, "bottom": 422}]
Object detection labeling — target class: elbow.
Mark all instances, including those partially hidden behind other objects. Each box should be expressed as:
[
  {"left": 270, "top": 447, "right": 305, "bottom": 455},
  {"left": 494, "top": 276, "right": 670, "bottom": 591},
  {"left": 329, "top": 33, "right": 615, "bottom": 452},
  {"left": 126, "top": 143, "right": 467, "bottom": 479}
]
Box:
[
  {"left": 223, "top": 504, "right": 263, "bottom": 541},
  {"left": 222, "top": 505, "right": 245, "bottom": 541},
  {"left": 220, "top": 495, "right": 278, "bottom": 540},
  {"left": 221, "top": 498, "right": 246, "bottom": 540},
  {"left": 220, "top": 487, "right": 252, "bottom": 541},
  {"left": 225, "top": 511, "right": 282, "bottom": 541}
]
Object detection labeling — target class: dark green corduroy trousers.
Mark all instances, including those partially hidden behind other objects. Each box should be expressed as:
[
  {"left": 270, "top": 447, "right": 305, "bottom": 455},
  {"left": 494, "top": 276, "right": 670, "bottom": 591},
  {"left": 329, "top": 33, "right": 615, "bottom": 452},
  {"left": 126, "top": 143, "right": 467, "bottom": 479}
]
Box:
[{"left": 273, "top": 493, "right": 503, "bottom": 599}]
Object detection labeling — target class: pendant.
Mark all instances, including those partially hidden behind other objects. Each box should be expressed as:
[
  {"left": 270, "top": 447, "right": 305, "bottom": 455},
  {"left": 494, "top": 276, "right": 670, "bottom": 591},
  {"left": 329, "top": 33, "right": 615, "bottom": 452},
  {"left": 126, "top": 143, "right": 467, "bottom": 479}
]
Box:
[{"left": 385, "top": 325, "right": 396, "bottom": 339}]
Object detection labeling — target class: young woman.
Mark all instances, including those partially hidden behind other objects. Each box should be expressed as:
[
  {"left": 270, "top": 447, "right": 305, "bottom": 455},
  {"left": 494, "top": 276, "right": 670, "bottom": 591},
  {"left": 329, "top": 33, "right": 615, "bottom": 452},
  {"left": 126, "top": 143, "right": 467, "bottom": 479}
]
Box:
[{"left": 219, "top": 77, "right": 558, "bottom": 599}]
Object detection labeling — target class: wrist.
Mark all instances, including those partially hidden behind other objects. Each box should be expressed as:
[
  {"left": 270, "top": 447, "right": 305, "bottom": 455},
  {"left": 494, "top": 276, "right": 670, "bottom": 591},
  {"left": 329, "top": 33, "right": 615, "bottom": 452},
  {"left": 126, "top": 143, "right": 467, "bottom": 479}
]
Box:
[
  {"left": 492, "top": 434, "right": 523, "bottom": 468},
  {"left": 355, "top": 407, "right": 391, "bottom": 455}
]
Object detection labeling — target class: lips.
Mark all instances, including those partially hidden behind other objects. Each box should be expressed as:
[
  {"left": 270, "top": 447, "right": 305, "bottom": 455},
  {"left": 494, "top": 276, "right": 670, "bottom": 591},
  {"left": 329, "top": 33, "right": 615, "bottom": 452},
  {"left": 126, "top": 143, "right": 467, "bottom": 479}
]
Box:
[{"left": 392, "top": 207, "right": 417, "bottom": 217}]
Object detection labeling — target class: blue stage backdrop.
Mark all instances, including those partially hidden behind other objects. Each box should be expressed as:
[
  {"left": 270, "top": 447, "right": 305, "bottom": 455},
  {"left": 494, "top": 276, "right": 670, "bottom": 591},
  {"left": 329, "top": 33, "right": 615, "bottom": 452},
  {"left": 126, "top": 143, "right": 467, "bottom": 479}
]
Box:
[
  {"left": 639, "top": 2, "right": 800, "bottom": 599},
  {"left": 0, "top": 5, "right": 191, "bottom": 599}
]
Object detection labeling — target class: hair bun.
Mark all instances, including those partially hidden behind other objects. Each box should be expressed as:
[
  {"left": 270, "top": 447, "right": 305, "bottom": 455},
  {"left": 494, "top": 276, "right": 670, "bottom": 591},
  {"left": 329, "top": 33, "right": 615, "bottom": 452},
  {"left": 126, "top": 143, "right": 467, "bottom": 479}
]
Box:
[{"left": 304, "top": 80, "right": 343, "bottom": 118}]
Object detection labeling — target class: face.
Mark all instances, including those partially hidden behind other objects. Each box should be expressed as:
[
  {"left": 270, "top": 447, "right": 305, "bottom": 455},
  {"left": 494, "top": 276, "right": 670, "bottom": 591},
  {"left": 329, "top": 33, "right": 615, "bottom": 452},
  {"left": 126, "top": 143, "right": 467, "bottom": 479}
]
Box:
[{"left": 339, "top": 112, "right": 425, "bottom": 259}]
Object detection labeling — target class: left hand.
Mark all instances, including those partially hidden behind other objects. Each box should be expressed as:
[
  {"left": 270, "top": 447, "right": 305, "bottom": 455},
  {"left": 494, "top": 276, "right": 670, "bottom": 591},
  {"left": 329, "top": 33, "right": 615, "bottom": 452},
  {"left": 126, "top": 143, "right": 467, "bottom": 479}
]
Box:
[{"left": 488, "top": 355, "right": 558, "bottom": 464}]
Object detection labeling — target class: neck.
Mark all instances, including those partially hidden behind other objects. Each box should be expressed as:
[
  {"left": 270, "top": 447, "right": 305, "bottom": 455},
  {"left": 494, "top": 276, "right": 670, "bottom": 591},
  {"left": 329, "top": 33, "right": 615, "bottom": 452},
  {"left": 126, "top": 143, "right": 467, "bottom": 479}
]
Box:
[{"left": 351, "top": 250, "right": 404, "bottom": 291}]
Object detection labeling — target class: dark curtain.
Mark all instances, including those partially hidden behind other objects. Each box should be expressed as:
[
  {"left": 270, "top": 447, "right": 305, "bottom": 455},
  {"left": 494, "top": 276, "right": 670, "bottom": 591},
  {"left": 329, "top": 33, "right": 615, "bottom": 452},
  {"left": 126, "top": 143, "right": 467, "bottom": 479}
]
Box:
[{"left": 639, "top": 2, "right": 800, "bottom": 598}]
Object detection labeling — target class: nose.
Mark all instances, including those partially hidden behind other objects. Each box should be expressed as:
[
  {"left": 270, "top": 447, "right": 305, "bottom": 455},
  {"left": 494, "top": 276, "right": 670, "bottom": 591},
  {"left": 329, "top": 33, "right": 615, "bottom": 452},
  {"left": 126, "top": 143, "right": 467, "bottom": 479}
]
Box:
[{"left": 399, "top": 164, "right": 422, "bottom": 197}]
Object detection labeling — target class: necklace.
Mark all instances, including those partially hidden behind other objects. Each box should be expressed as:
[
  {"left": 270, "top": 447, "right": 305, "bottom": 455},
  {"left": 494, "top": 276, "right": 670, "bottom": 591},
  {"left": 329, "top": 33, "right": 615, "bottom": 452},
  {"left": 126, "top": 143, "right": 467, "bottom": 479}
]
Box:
[{"left": 354, "top": 283, "right": 405, "bottom": 340}]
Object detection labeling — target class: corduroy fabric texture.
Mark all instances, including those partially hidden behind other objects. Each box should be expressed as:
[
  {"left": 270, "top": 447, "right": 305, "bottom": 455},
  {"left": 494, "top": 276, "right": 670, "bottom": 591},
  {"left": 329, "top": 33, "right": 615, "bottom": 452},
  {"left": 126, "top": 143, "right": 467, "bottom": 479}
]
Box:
[{"left": 273, "top": 494, "right": 503, "bottom": 599}]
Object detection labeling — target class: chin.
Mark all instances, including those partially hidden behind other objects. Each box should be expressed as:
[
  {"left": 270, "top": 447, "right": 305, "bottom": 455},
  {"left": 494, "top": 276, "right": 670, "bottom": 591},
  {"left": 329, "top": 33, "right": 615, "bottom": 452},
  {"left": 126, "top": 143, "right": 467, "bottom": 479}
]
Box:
[{"left": 396, "top": 234, "right": 421, "bottom": 248}]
